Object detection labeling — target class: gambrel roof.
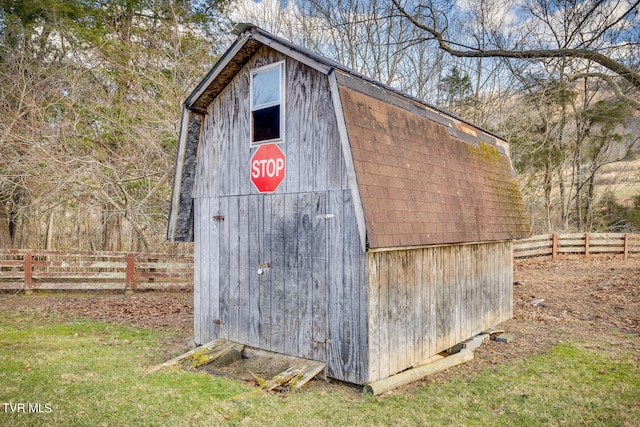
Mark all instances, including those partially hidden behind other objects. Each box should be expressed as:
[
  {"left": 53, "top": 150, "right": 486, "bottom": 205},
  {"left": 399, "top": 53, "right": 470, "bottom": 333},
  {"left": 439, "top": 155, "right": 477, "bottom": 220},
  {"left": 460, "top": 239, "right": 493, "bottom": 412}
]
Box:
[{"left": 168, "top": 24, "right": 530, "bottom": 249}]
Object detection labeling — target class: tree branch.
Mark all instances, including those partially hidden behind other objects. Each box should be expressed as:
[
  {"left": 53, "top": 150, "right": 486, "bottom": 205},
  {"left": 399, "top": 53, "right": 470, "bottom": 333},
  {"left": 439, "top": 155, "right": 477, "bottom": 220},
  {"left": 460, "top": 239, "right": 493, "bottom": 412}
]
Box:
[
  {"left": 392, "top": 0, "right": 640, "bottom": 93},
  {"left": 570, "top": 72, "right": 640, "bottom": 110}
]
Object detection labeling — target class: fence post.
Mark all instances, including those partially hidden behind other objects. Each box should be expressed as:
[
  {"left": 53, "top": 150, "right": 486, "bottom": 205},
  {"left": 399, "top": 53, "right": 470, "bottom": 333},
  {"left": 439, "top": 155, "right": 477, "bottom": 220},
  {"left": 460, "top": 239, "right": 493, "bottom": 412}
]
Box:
[
  {"left": 125, "top": 253, "right": 136, "bottom": 295},
  {"left": 624, "top": 233, "right": 629, "bottom": 260},
  {"left": 584, "top": 233, "right": 590, "bottom": 258},
  {"left": 552, "top": 233, "right": 558, "bottom": 261},
  {"left": 23, "top": 251, "right": 34, "bottom": 294}
]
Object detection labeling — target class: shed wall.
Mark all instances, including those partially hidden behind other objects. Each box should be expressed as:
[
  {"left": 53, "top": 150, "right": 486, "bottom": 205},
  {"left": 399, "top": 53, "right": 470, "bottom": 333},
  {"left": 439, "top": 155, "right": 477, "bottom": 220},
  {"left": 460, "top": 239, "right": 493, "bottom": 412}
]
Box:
[
  {"left": 192, "top": 46, "right": 348, "bottom": 198},
  {"left": 367, "top": 241, "right": 513, "bottom": 382},
  {"left": 191, "top": 46, "right": 368, "bottom": 384}
]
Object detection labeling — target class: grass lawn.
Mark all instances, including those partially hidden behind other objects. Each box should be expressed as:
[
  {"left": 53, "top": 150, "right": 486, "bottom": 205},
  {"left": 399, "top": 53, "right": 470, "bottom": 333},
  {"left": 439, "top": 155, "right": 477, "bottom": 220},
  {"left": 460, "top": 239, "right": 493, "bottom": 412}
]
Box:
[{"left": 1, "top": 309, "right": 639, "bottom": 427}]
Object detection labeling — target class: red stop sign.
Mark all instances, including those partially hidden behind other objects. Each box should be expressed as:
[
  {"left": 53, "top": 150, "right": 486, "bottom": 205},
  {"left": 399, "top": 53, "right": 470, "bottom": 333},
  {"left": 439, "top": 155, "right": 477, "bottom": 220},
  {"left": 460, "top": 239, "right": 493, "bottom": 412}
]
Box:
[{"left": 250, "top": 143, "right": 286, "bottom": 193}]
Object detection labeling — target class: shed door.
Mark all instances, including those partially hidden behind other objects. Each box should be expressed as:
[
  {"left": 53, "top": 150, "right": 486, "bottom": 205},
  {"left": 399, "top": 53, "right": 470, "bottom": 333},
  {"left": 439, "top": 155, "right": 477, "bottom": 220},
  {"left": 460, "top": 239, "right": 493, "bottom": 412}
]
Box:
[{"left": 218, "top": 192, "right": 327, "bottom": 362}]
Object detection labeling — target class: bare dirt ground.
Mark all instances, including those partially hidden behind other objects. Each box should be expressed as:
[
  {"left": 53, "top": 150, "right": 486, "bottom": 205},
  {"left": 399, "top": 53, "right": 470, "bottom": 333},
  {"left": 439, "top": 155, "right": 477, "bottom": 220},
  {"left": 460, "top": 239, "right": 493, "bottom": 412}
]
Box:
[{"left": 1, "top": 256, "right": 638, "bottom": 394}]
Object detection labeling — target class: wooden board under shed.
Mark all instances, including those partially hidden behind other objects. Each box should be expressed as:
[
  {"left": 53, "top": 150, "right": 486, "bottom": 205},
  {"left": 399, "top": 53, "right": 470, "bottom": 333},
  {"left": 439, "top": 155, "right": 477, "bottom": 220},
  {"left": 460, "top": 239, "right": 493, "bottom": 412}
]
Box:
[{"left": 147, "top": 339, "right": 325, "bottom": 391}]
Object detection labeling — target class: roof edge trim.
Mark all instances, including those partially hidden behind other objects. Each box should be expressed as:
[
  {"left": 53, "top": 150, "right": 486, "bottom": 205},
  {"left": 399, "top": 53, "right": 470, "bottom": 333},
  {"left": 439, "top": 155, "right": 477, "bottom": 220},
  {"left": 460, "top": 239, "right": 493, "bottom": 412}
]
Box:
[
  {"left": 328, "top": 70, "right": 368, "bottom": 252},
  {"left": 251, "top": 31, "right": 333, "bottom": 75},
  {"left": 185, "top": 32, "right": 252, "bottom": 109}
]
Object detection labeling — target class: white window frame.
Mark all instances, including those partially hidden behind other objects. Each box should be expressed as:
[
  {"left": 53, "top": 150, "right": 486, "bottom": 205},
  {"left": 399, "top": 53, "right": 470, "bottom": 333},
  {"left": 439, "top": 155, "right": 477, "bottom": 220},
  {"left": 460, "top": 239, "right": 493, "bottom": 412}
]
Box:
[{"left": 250, "top": 61, "right": 286, "bottom": 145}]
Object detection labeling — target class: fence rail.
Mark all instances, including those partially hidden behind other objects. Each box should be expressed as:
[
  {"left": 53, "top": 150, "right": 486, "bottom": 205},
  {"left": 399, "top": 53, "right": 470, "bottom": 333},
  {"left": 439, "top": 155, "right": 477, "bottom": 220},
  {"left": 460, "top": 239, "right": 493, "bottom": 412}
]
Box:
[
  {"left": 1, "top": 234, "right": 637, "bottom": 292},
  {"left": 0, "top": 249, "right": 193, "bottom": 293},
  {"left": 514, "top": 233, "right": 640, "bottom": 260}
]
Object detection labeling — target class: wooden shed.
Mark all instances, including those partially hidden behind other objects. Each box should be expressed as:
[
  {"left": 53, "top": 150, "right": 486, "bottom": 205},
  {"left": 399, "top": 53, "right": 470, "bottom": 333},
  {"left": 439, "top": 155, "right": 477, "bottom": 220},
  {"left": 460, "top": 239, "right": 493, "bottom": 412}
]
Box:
[{"left": 167, "top": 24, "right": 530, "bottom": 385}]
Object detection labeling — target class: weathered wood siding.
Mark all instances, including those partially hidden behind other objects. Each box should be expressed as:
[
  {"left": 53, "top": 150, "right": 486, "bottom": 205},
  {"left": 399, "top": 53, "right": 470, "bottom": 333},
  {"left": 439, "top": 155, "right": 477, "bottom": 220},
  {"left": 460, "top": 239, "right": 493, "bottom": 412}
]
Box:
[
  {"left": 192, "top": 45, "right": 347, "bottom": 198},
  {"left": 191, "top": 46, "right": 367, "bottom": 383},
  {"left": 193, "top": 196, "right": 219, "bottom": 344},
  {"left": 326, "top": 189, "right": 368, "bottom": 384},
  {"left": 367, "top": 241, "right": 513, "bottom": 382}
]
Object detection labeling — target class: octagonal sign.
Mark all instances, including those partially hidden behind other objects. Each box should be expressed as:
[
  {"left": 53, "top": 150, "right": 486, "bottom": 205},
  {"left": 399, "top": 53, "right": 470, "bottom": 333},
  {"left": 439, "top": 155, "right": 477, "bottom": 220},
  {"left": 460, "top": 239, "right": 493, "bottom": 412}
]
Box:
[{"left": 250, "top": 143, "right": 286, "bottom": 193}]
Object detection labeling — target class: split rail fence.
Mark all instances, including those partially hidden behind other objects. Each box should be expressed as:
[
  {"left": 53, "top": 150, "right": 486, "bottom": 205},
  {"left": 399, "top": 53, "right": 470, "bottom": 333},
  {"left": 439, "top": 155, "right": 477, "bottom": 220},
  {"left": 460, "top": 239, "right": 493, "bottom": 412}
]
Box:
[
  {"left": 1, "top": 233, "right": 637, "bottom": 292},
  {"left": 513, "top": 233, "right": 640, "bottom": 260},
  {"left": 0, "top": 250, "right": 193, "bottom": 293}
]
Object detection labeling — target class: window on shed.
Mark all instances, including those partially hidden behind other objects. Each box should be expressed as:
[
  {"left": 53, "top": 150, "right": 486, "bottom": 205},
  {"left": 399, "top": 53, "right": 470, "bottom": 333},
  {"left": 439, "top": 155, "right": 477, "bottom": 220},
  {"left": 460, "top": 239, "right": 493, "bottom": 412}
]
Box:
[{"left": 251, "top": 61, "right": 285, "bottom": 144}]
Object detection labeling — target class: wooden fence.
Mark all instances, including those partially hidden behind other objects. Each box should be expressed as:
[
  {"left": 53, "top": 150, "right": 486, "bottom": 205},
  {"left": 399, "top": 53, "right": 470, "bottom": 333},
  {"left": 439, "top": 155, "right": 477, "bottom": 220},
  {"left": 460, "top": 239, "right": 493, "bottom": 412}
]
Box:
[
  {"left": 1, "top": 234, "right": 637, "bottom": 292},
  {"left": 514, "top": 233, "right": 640, "bottom": 260},
  {"left": 0, "top": 249, "right": 193, "bottom": 293}
]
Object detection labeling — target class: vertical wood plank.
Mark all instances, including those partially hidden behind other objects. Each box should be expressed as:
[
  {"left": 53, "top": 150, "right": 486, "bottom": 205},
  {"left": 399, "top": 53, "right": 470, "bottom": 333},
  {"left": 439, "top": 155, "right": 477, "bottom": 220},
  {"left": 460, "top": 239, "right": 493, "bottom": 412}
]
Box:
[
  {"left": 283, "top": 58, "right": 299, "bottom": 194},
  {"left": 198, "top": 198, "right": 210, "bottom": 342},
  {"left": 453, "top": 247, "right": 461, "bottom": 346},
  {"left": 411, "top": 249, "right": 423, "bottom": 365},
  {"left": 194, "top": 197, "right": 219, "bottom": 344},
  {"left": 196, "top": 110, "right": 214, "bottom": 197},
  {"left": 359, "top": 243, "right": 369, "bottom": 381},
  {"left": 326, "top": 189, "right": 346, "bottom": 380},
  {"left": 367, "top": 254, "right": 380, "bottom": 381},
  {"left": 259, "top": 195, "right": 273, "bottom": 349},
  {"left": 326, "top": 190, "right": 340, "bottom": 378},
  {"left": 311, "top": 192, "right": 328, "bottom": 362},
  {"left": 227, "top": 197, "right": 240, "bottom": 341},
  {"left": 388, "top": 251, "right": 400, "bottom": 376},
  {"left": 229, "top": 97, "right": 240, "bottom": 195},
  {"left": 458, "top": 247, "right": 467, "bottom": 342},
  {"left": 218, "top": 196, "right": 230, "bottom": 340},
  {"left": 495, "top": 243, "right": 502, "bottom": 325},
  {"left": 326, "top": 108, "right": 345, "bottom": 191},
  {"left": 505, "top": 242, "right": 514, "bottom": 322},
  {"left": 314, "top": 79, "right": 332, "bottom": 191},
  {"left": 491, "top": 243, "right": 499, "bottom": 327},
  {"left": 377, "top": 252, "right": 390, "bottom": 380},
  {"left": 396, "top": 252, "right": 410, "bottom": 371},
  {"left": 296, "top": 193, "right": 312, "bottom": 358},
  {"left": 424, "top": 249, "right": 436, "bottom": 357},
  {"left": 236, "top": 79, "right": 251, "bottom": 195},
  {"left": 283, "top": 192, "right": 300, "bottom": 356},
  {"left": 483, "top": 243, "right": 491, "bottom": 328},
  {"left": 343, "top": 189, "right": 367, "bottom": 383},
  {"left": 434, "top": 247, "right": 446, "bottom": 352},
  {"left": 269, "top": 194, "right": 286, "bottom": 353},
  {"left": 289, "top": 59, "right": 311, "bottom": 193},
  {"left": 219, "top": 102, "right": 231, "bottom": 196},
  {"left": 193, "top": 199, "right": 203, "bottom": 344},
  {"left": 298, "top": 192, "right": 327, "bottom": 360},
  {"left": 247, "top": 195, "right": 261, "bottom": 347},
  {"left": 445, "top": 247, "right": 456, "bottom": 349},
  {"left": 467, "top": 245, "right": 476, "bottom": 340},
  {"left": 208, "top": 197, "right": 221, "bottom": 342},
  {"left": 237, "top": 196, "right": 250, "bottom": 345}
]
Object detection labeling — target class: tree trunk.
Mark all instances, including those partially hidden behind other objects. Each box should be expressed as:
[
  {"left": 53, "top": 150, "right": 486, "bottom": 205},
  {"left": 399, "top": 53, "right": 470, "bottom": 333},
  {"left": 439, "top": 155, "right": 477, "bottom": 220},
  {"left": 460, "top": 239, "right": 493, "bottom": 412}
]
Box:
[
  {"left": 585, "top": 173, "right": 596, "bottom": 231},
  {"left": 559, "top": 168, "right": 568, "bottom": 230},
  {"left": 45, "top": 209, "right": 55, "bottom": 250},
  {"left": 543, "top": 163, "right": 553, "bottom": 232},
  {"left": 103, "top": 212, "right": 122, "bottom": 252},
  {"left": 0, "top": 203, "right": 12, "bottom": 249},
  {"left": 574, "top": 135, "right": 583, "bottom": 231}
]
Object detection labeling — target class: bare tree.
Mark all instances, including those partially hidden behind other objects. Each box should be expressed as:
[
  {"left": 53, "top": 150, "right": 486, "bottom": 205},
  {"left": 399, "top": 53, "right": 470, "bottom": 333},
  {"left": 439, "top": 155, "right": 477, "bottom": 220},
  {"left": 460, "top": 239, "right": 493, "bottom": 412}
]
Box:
[
  {"left": 392, "top": 0, "right": 640, "bottom": 108},
  {"left": 0, "top": 0, "right": 222, "bottom": 251}
]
